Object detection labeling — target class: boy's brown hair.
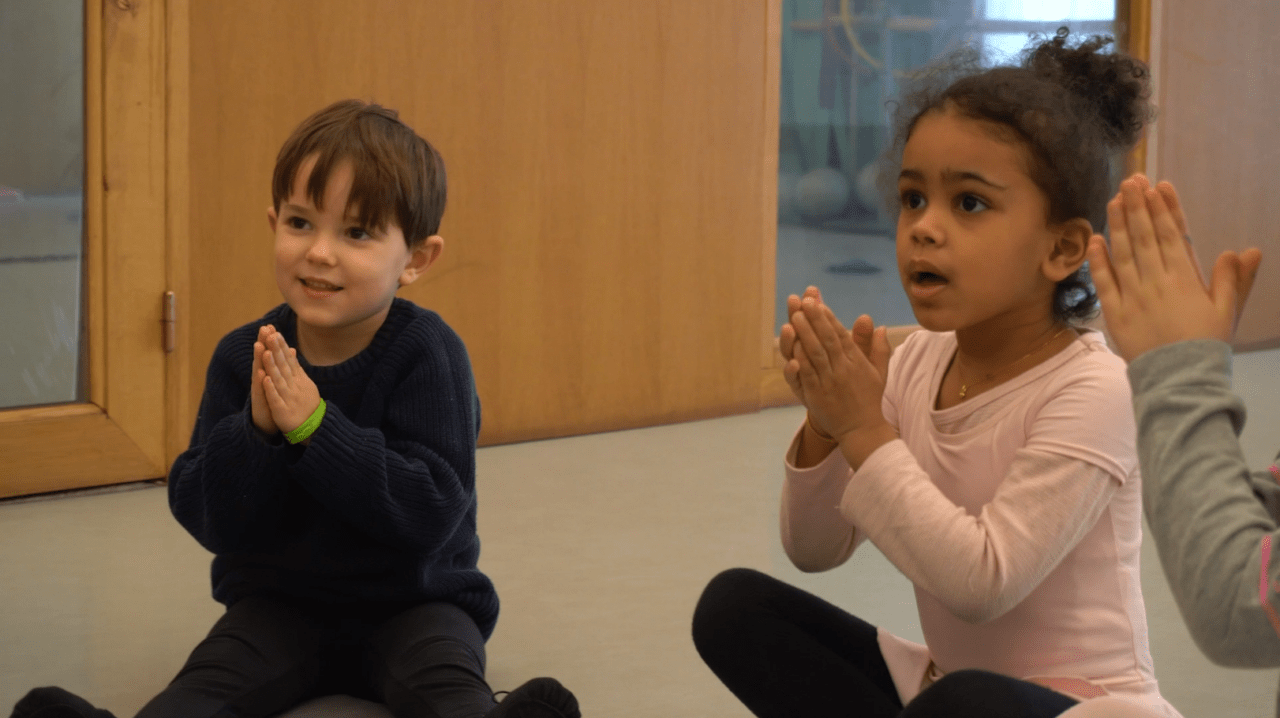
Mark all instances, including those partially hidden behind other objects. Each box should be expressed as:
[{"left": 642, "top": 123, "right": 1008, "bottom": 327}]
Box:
[{"left": 272, "top": 99, "right": 447, "bottom": 247}]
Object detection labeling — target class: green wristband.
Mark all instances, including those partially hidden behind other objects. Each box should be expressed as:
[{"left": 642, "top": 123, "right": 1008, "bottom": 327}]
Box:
[{"left": 285, "top": 399, "right": 326, "bottom": 444}]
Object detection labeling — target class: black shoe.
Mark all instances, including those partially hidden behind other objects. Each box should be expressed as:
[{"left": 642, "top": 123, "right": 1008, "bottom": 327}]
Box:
[
  {"left": 487, "top": 677, "right": 581, "bottom": 718},
  {"left": 10, "top": 687, "right": 115, "bottom": 718}
]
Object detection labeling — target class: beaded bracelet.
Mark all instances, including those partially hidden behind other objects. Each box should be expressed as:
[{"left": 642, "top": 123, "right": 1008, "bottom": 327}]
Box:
[{"left": 285, "top": 399, "right": 327, "bottom": 444}]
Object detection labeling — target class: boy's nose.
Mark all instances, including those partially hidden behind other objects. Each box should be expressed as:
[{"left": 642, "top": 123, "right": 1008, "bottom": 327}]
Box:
[{"left": 305, "top": 234, "right": 338, "bottom": 264}]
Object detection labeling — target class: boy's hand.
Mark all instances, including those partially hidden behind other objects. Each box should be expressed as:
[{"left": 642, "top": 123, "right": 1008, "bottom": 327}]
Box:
[
  {"left": 251, "top": 325, "right": 279, "bottom": 436},
  {"left": 1088, "top": 175, "right": 1263, "bottom": 362},
  {"left": 785, "top": 294, "right": 895, "bottom": 468},
  {"left": 261, "top": 332, "right": 322, "bottom": 436}
]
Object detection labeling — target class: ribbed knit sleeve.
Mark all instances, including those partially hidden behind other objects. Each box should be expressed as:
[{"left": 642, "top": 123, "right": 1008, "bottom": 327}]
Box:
[
  {"left": 288, "top": 313, "right": 480, "bottom": 556},
  {"left": 167, "top": 308, "right": 297, "bottom": 555}
]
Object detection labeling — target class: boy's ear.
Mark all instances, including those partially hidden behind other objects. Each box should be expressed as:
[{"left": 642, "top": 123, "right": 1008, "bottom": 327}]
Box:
[
  {"left": 267, "top": 206, "right": 278, "bottom": 233},
  {"left": 1043, "top": 218, "right": 1092, "bottom": 282},
  {"left": 399, "top": 235, "right": 444, "bottom": 287}
]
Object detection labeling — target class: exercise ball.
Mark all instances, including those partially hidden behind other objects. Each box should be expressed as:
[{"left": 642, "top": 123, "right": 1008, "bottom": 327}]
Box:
[
  {"left": 795, "top": 167, "right": 849, "bottom": 222},
  {"left": 855, "top": 162, "right": 883, "bottom": 215},
  {"left": 777, "top": 170, "right": 800, "bottom": 222}
]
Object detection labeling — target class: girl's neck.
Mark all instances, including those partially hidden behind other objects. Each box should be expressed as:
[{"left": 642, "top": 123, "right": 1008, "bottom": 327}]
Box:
[{"left": 939, "top": 310, "right": 1076, "bottom": 409}]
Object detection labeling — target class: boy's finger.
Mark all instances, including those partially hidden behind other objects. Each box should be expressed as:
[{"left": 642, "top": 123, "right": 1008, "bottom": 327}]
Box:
[
  {"left": 1143, "top": 188, "right": 1184, "bottom": 275},
  {"left": 1121, "top": 180, "right": 1161, "bottom": 280},
  {"left": 1209, "top": 251, "right": 1240, "bottom": 327},
  {"left": 1155, "top": 181, "right": 1189, "bottom": 237},
  {"left": 1105, "top": 194, "right": 1139, "bottom": 286},
  {"left": 1235, "top": 248, "right": 1263, "bottom": 315},
  {"left": 1086, "top": 236, "right": 1123, "bottom": 311}
]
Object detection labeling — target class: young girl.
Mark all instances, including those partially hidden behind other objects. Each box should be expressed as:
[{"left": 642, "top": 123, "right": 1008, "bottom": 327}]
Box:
[{"left": 692, "top": 30, "right": 1178, "bottom": 717}]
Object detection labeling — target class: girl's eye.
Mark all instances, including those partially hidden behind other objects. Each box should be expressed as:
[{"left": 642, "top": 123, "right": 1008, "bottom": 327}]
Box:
[
  {"left": 958, "top": 194, "right": 989, "bottom": 213},
  {"left": 900, "top": 191, "right": 925, "bottom": 210}
]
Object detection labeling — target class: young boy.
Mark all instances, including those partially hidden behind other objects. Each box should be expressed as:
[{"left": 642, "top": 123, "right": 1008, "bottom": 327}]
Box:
[
  {"left": 11, "top": 100, "right": 580, "bottom": 718},
  {"left": 1067, "top": 174, "right": 1271, "bottom": 717}
]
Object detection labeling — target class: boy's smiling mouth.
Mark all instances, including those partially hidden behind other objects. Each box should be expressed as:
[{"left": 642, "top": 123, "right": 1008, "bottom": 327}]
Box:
[{"left": 300, "top": 277, "right": 343, "bottom": 293}]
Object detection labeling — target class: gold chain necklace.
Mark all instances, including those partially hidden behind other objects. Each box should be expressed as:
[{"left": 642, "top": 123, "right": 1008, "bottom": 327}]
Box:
[{"left": 957, "top": 325, "right": 1069, "bottom": 399}]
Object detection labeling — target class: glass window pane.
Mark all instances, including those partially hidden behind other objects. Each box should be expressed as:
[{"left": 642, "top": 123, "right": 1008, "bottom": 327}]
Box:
[
  {"left": 0, "top": 0, "right": 86, "bottom": 408},
  {"left": 982, "top": 0, "right": 1114, "bottom": 21}
]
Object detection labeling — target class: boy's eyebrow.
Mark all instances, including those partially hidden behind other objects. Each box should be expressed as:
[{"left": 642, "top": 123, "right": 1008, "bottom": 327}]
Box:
[
  {"left": 899, "top": 167, "right": 1008, "bottom": 190},
  {"left": 281, "top": 202, "right": 313, "bottom": 214}
]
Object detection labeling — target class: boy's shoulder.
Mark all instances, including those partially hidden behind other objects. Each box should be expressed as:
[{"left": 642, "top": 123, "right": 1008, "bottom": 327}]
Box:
[{"left": 383, "top": 298, "right": 467, "bottom": 356}]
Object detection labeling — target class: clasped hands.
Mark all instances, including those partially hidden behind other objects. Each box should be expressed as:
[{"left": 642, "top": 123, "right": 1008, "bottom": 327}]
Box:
[
  {"left": 1086, "top": 175, "right": 1262, "bottom": 361},
  {"left": 251, "top": 325, "right": 322, "bottom": 440},
  {"left": 780, "top": 287, "right": 897, "bottom": 468}
]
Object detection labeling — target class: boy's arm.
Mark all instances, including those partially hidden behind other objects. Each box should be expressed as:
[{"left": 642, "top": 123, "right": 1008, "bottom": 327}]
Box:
[
  {"left": 1130, "top": 340, "right": 1280, "bottom": 667},
  {"left": 168, "top": 328, "right": 293, "bottom": 555},
  {"left": 286, "top": 320, "right": 480, "bottom": 555}
]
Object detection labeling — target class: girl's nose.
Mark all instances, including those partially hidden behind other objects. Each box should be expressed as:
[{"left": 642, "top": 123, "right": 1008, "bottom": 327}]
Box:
[{"left": 908, "top": 208, "right": 945, "bottom": 246}]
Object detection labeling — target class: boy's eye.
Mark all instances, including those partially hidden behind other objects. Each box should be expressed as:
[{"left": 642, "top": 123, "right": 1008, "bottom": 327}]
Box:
[
  {"left": 285, "top": 216, "right": 310, "bottom": 230},
  {"left": 957, "top": 194, "right": 989, "bottom": 213},
  {"left": 346, "top": 227, "right": 371, "bottom": 240},
  {"left": 900, "top": 191, "right": 925, "bottom": 210}
]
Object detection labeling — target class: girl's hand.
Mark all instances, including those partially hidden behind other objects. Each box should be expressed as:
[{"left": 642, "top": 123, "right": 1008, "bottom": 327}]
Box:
[
  {"left": 261, "top": 332, "right": 322, "bottom": 435},
  {"left": 1088, "top": 175, "right": 1262, "bottom": 362},
  {"left": 786, "top": 295, "right": 895, "bottom": 467},
  {"left": 251, "top": 325, "right": 279, "bottom": 436}
]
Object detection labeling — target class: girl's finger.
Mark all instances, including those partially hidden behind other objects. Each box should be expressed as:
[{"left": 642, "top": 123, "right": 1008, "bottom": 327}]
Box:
[
  {"left": 791, "top": 304, "right": 831, "bottom": 375},
  {"left": 803, "top": 299, "right": 844, "bottom": 367},
  {"left": 779, "top": 323, "right": 797, "bottom": 361},
  {"left": 1155, "top": 181, "right": 1189, "bottom": 237}
]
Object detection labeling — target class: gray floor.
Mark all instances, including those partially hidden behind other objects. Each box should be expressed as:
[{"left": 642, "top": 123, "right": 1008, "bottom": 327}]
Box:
[{"left": 2, "top": 401, "right": 1278, "bottom": 717}]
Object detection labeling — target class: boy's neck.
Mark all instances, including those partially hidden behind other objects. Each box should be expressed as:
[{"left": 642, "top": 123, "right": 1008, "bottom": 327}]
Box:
[{"left": 294, "top": 304, "right": 392, "bottom": 367}]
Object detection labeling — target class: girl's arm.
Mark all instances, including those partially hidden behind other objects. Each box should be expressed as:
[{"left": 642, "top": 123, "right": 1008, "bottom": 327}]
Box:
[
  {"left": 780, "top": 431, "right": 863, "bottom": 572},
  {"left": 836, "top": 356, "right": 1133, "bottom": 624},
  {"left": 285, "top": 320, "right": 480, "bottom": 557},
  {"left": 168, "top": 328, "right": 293, "bottom": 554},
  {"left": 1129, "top": 340, "right": 1280, "bottom": 667}
]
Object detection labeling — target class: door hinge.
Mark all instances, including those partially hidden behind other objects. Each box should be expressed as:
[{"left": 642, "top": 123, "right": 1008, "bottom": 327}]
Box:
[{"left": 162, "top": 290, "right": 176, "bottom": 353}]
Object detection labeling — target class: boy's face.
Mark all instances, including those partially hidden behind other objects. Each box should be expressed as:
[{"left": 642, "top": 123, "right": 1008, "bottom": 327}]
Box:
[{"left": 268, "top": 156, "right": 441, "bottom": 352}]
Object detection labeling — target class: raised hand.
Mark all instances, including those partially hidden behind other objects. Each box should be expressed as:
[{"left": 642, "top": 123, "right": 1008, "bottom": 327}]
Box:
[
  {"left": 251, "top": 325, "right": 279, "bottom": 436},
  {"left": 1087, "top": 175, "right": 1262, "bottom": 362},
  {"left": 260, "top": 331, "right": 323, "bottom": 435}
]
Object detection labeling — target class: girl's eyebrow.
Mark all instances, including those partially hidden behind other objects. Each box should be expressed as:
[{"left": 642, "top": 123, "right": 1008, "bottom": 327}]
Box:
[{"left": 898, "top": 167, "right": 1008, "bottom": 190}]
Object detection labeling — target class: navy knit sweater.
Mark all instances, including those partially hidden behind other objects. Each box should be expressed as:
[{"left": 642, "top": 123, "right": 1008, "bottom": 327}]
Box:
[{"left": 168, "top": 298, "right": 498, "bottom": 638}]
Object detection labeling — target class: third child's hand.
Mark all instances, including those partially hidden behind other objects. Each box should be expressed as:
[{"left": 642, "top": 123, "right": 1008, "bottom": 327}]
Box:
[
  {"left": 261, "top": 332, "right": 323, "bottom": 435},
  {"left": 251, "top": 325, "right": 279, "bottom": 436},
  {"left": 1088, "top": 176, "right": 1262, "bottom": 362}
]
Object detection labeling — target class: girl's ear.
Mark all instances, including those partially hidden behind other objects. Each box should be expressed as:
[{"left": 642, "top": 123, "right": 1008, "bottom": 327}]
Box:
[
  {"left": 1043, "top": 218, "right": 1092, "bottom": 282},
  {"left": 399, "top": 235, "right": 444, "bottom": 287}
]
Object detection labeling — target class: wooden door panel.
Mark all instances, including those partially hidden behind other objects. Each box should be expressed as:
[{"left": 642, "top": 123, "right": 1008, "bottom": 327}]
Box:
[{"left": 179, "top": 1, "right": 772, "bottom": 452}]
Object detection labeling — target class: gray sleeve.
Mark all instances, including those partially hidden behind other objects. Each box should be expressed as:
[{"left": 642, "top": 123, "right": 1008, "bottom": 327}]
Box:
[{"left": 1129, "top": 339, "right": 1280, "bottom": 668}]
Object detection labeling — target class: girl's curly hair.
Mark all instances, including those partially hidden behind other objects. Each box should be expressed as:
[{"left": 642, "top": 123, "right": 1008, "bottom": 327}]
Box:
[{"left": 880, "top": 28, "right": 1155, "bottom": 322}]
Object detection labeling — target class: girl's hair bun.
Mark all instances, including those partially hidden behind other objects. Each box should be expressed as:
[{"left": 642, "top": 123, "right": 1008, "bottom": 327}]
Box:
[{"left": 1021, "top": 28, "right": 1154, "bottom": 150}]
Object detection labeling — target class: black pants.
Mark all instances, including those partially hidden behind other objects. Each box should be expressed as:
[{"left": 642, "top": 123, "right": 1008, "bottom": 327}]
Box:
[
  {"left": 692, "top": 568, "right": 1080, "bottom": 718},
  {"left": 134, "top": 595, "right": 496, "bottom": 718}
]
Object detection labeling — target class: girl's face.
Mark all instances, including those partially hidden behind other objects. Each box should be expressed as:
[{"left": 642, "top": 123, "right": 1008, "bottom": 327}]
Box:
[{"left": 895, "top": 108, "right": 1066, "bottom": 335}]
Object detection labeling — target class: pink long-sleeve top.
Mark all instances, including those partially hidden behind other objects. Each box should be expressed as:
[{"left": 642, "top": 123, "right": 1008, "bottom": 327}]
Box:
[{"left": 782, "top": 329, "right": 1179, "bottom": 717}]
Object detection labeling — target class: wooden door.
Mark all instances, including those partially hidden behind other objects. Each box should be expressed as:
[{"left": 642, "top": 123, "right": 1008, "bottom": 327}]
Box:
[
  {"left": 170, "top": 0, "right": 778, "bottom": 456},
  {"left": 0, "top": 1, "right": 169, "bottom": 497}
]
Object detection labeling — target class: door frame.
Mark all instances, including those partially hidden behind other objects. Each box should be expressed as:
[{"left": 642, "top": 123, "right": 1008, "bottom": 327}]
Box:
[{"left": 0, "top": 0, "right": 169, "bottom": 497}]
